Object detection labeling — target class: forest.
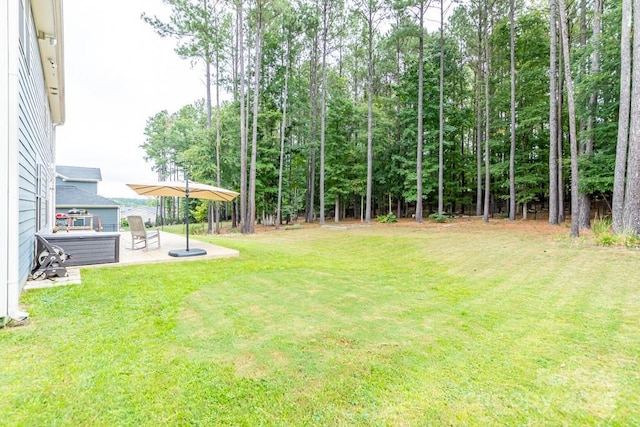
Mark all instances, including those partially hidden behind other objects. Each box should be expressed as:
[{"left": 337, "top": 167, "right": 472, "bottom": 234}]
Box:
[{"left": 139, "top": 0, "right": 640, "bottom": 236}]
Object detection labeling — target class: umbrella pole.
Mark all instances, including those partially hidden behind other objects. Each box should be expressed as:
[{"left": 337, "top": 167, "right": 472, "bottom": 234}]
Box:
[
  {"left": 185, "top": 179, "right": 190, "bottom": 251},
  {"left": 168, "top": 174, "right": 206, "bottom": 257}
]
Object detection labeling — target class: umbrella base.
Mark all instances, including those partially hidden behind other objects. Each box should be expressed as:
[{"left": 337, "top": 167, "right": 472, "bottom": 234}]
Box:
[{"left": 168, "top": 248, "right": 207, "bottom": 257}]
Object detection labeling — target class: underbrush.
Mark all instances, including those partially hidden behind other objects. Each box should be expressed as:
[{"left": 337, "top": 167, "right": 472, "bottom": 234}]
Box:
[
  {"left": 376, "top": 212, "right": 398, "bottom": 223},
  {"left": 284, "top": 223, "right": 303, "bottom": 230},
  {"left": 428, "top": 212, "right": 449, "bottom": 223},
  {"left": 592, "top": 215, "right": 640, "bottom": 248}
]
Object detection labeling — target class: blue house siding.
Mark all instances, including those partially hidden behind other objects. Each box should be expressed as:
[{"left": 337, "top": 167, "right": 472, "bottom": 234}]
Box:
[
  {"left": 2, "top": 0, "right": 64, "bottom": 322},
  {"left": 88, "top": 208, "right": 119, "bottom": 233},
  {"left": 16, "top": 0, "right": 56, "bottom": 289},
  {"left": 97, "top": 209, "right": 120, "bottom": 232},
  {"left": 55, "top": 167, "right": 102, "bottom": 194}
]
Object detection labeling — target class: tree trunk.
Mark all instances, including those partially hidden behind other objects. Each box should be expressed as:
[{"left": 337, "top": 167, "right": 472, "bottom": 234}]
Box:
[
  {"left": 622, "top": 0, "right": 640, "bottom": 233},
  {"left": 416, "top": 1, "right": 425, "bottom": 223},
  {"left": 319, "top": 0, "right": 329, "bottom": 225},
  {"left": 205, "top": 54, "right": 214, "bottom": 235},
  {"left": 276, "top": 37, "right": 290, "bottom": 231},
  {"left": 558, "top": 0, "right": 580, "bottom": 237},
  {"left": 306, "top": 150, "right": 316, "bottom": 222},
  {"left": 214, "top": 55, "right": 222, "bottom": 234},
  {"left": 508, "top": 0, "right": 516, "bottom": 221},
  {"left": 476, "top": 49, "right": 483, "bottom": 217},
  {"left": 612, "top": 0, "right": 632, "bottom": 233},
  {"left": 549, "top": 0, "right": 559, "bottom": 225},
  {"left": 306, "top": 28, "right": 319, "bottom": 223},
  {"left": 558, "top": 34, "right": 565, "bottom": 223},
  {"left": 577, "top": 0, "right": 589, "bottom": 229},
  {"left": 482, "top": 4, "right": 491, "bottom": 223},
  {"left": 248, "top": 5, "right": 263, "bottom": 234},
  {"left": 244, "top": 37, "right": 252, "bottom": 231},
  {"left": 395, "top": 13, "right": 403, "bottom": 220},
  {"left": 237, "top": 1, "right": 248, "bottom": 233},
  {"left": 365, "top": 4, "right": 374, "bottom": 223},
  {"left": 438, "top": 0, "right": 445, "bottom": 215},
  {"left": 232, "top": 5, "right": 238, "bottom": 101}
]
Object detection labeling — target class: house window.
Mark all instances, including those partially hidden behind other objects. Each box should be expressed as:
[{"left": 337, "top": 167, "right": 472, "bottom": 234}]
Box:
[{"left": 35, "top": 163, "right": 45, "bottom": 231}]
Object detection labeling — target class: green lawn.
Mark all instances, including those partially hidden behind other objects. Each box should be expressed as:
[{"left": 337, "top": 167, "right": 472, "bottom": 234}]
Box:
[{"left": 2, "top": 219, "right": 639, "bottom": 425}]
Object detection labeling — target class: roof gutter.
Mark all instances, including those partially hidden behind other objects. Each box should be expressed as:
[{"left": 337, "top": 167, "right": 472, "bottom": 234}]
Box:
[
  {"left": 57, "top": 176, "right": 101, "bottom": 183},
  {"left": 31, "top": 0, "right": 65, "bottom": 125}
]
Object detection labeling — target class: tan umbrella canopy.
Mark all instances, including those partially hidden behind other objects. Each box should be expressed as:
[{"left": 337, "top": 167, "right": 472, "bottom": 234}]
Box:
[
  {"left": 126, "top": 181, "right": 238, "bottom": 202},
  {"left": 126, "top": 179, "right": 238, "bottom": 257}
]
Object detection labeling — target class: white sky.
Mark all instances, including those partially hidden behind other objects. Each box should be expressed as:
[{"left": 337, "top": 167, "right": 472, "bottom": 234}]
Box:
[{"left": 55, "top": 0, "right": 206, "bottom": 198}]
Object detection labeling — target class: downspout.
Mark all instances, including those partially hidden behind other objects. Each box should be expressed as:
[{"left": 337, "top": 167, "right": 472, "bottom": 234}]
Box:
[
  {"left": 7, "top": 0, "right": 26, "bottom": 322},
  {"left": 0, "top": 0, "right": 11, "bottom": 323},
  {"left": 50, "top": 0, "right": 65, "bottom": 233},
  {"left": 2, "top": 0, "right": 26, "bottom": 324}
]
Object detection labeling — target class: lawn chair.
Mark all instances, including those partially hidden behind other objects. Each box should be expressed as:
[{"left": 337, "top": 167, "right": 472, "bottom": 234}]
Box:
[{"left": 127, "top": 215, "right": 160, "bottom": 250}]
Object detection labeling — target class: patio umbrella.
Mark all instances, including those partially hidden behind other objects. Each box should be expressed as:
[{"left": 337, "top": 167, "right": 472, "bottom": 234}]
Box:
[
  {"left": 126, "top": 181, "right": 239, "bottom": 202},
  {"left": 126, "top": 178, "right": 239, "bottom": 257}
]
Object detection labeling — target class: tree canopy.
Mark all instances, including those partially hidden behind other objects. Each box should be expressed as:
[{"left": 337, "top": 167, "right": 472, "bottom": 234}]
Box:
[{"left": 140, "top": 0, "right": 638, "bottom": 234}]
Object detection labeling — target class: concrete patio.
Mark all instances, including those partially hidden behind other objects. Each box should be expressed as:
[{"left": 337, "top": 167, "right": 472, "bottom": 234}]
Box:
[
  {"left": 115, "top": 230, "right": 239, "bottom": 267},
  {"left": 25, "top": 230, "right": 239, "bottom": 289}
]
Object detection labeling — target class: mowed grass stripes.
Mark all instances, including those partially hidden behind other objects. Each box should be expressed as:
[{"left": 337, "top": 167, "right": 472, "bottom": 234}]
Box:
[{"left": 2, "top": 219, "right": 639, "bottom": 425}]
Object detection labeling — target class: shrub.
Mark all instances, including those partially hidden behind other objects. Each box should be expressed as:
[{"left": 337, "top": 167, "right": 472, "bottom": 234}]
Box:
[
  {"left": 597, "top": 234, "right": 618, "bottom": 246},
  {"left": 428, "top": 212, "right": 448, "bottom": 223},
  {"left": 284, "top": 223, "right": 303, "bottom": 230},
  {"left": 592, "top": 215, "right": 618, "bottom": 247},
  {"left": 623, "top": 233, "right": 640, "bottom": 249},
  {"left": 376, "top": 213, "right": 398, "bottom": 223},
  {"left": 592, "top": 215, "right": 612, "bottom": 236}
]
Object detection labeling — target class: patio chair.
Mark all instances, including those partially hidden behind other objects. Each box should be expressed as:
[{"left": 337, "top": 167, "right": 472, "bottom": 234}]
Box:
[{"left": 127, "top": 215, "right": 160, "bottom": 250}]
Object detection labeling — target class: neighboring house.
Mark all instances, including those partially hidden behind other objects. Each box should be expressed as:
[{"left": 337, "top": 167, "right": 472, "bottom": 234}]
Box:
[
  {"left": 56, "top": 165, "right": 101, "bottom": 194},
  {"left": 1, "top": 0, "right": 65, "bottom": 323},
  {"left": 121, "top": 206, "right": 157, "bottom": 226},
  {"left": 55, "top": 166, "right": 120, "bottom": 232}
]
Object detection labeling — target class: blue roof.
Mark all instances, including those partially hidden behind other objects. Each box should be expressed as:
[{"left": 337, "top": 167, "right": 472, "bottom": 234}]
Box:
[{"left": 56, "top": 185, "right": 119, "bottom": 208}]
